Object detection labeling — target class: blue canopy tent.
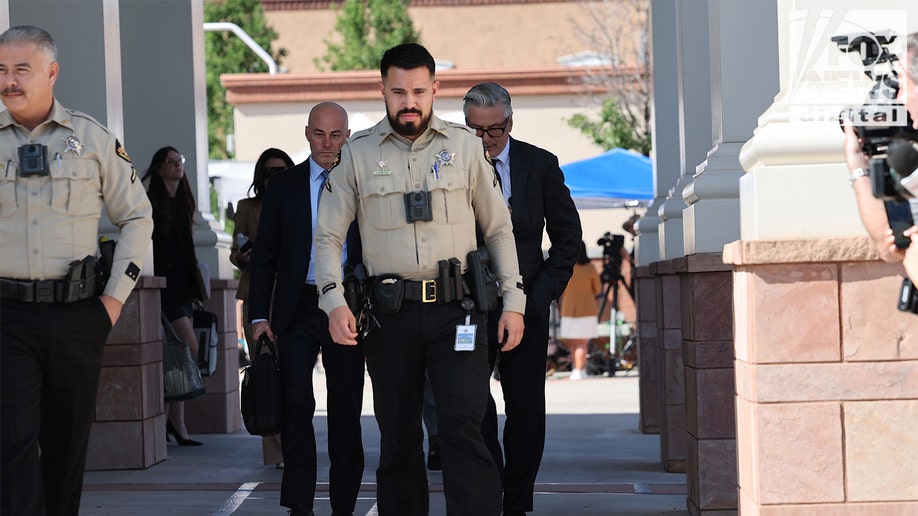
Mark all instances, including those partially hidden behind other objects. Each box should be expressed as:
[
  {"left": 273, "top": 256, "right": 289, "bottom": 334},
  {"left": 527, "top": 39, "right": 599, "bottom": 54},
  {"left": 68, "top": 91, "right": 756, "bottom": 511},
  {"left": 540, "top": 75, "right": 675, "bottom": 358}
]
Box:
[{"left": 561, "top": 148, "right": 653, "bottom": 209}]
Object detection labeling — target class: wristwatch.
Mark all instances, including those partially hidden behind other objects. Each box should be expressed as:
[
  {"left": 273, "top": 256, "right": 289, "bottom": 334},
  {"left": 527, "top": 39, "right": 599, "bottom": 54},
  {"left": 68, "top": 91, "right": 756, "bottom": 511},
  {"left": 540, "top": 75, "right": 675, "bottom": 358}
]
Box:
[{"left": 849, "top": 167, "right": 868, "bottom": 186}]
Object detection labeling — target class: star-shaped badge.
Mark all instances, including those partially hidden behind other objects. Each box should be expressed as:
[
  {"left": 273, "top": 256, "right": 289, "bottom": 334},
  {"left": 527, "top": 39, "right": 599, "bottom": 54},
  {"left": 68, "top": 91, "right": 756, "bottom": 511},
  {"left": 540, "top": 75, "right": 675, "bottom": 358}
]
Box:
[
  {"left": 377, "top": 160, "right": 389, "bottom": 168},
  {"left": 64, "top": 135, "right": 83, "bottom": 156},
  {"left": 436, "top": 150, "right": 456, "bottom": 166}
]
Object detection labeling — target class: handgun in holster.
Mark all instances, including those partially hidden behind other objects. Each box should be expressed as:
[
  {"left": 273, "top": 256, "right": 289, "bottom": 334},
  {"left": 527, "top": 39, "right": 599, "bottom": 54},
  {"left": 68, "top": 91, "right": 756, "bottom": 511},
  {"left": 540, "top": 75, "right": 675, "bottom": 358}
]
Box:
[
  {"left": 343, "top": 263, "right": 368, "bottom": 316},
  {"left": 466, "top": 246, "right": 500, "bottom": 311}
]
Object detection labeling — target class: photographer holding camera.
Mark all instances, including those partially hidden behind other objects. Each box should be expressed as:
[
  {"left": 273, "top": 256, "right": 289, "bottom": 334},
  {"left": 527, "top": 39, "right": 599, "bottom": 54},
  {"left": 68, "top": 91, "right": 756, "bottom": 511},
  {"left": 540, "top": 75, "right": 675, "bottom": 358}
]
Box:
[{"left": 843, "top": 31, "right": 918, "bottom": 287}]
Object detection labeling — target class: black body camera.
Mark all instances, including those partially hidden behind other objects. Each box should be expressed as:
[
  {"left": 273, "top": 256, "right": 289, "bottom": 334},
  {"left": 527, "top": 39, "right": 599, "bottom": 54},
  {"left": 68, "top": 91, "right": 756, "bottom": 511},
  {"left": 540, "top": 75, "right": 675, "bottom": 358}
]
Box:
[
  {"left": 404, "top": 191, "right": 433, "bottom": 222},
  {"left": 17, "top": 144, "right": 50, "bottom": 177}
]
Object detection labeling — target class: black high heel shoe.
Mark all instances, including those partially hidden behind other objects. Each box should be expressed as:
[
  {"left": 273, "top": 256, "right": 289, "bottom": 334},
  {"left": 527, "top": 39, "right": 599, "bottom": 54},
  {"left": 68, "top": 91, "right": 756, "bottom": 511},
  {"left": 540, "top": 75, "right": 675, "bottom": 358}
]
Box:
[{"left": 166, "top": 420, "right": 203, "bottom": 446}]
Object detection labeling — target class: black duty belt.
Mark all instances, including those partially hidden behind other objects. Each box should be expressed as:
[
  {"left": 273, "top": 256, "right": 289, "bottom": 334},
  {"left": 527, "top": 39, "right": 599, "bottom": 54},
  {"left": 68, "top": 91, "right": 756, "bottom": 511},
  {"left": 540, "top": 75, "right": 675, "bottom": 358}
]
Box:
[
  {"left": 403, "top": 278, "right": 440, "bottom": 303},
  {"left": 402, "top": 274, "right": 470, "bottom": 304},
  {"left": 0, "top": 277, "right": 97, "bottom": 303}
]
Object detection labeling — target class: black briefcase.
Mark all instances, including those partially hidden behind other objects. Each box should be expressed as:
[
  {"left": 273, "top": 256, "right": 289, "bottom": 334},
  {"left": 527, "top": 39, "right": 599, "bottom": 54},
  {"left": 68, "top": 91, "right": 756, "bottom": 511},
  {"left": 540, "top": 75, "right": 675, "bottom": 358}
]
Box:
[{"left": 240, "top": 334, "right": 283, "bottom": 436}]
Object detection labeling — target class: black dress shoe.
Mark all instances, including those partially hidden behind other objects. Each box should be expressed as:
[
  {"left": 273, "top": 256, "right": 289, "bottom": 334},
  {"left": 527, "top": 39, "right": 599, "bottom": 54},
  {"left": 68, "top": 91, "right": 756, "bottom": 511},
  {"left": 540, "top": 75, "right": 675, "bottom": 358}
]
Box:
[{"left": 287, "top": 507, "right": 314, "bottom": 516}]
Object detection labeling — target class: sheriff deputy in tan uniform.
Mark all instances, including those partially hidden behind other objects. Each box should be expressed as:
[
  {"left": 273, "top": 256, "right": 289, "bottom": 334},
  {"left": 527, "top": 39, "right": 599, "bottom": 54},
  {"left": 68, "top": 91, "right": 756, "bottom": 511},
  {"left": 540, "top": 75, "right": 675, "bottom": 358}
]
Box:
[
  {"left": 314, "top": 43, "right": 525, "bottom": 516},
  {"left": 0, "top": 26, "right": 153, "bottom": 515}
]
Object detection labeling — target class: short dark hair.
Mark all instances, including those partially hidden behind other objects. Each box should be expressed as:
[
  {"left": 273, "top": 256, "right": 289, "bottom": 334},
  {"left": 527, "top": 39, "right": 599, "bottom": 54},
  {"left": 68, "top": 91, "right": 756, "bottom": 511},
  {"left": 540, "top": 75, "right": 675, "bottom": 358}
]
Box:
[{"left": 380, "top": 43, "right": 435, "bottom": 78}]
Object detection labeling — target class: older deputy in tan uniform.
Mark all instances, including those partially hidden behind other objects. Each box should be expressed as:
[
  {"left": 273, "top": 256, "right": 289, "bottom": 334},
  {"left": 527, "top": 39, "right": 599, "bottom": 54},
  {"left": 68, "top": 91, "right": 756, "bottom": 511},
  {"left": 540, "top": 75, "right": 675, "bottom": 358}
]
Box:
[
  {"left": 315, "top": 43, "right": 524, "bottom": 516},
  {"left": 0, "top": 26, "right": 153, "bottom": 515}
]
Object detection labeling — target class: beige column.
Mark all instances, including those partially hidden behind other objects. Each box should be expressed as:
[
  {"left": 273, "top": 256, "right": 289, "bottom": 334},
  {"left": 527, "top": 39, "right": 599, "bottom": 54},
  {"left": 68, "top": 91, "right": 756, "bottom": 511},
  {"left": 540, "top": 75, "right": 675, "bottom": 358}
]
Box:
[
  {"left": 679, "top": 1, "right": 781, "bottom": 513},
  {"left": 731, "top": 0, "right": 918, "bottom": 513}
]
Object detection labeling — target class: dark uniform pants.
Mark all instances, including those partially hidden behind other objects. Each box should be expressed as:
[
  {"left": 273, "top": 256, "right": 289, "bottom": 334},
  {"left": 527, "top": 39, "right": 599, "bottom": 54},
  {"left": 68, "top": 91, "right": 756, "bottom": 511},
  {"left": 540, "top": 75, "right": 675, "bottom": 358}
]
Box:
[
  {"left": 278, "top": 286, "right": 365, "bottom": 513},
  {"left": 365, "top": 301, "right": 501, "bottom": 516},
  {"left": 1, "top": 298, "right": 112, "bottom": 516},
  {"left": 483, "top": 303, "right": 551, "bottom": 513}
]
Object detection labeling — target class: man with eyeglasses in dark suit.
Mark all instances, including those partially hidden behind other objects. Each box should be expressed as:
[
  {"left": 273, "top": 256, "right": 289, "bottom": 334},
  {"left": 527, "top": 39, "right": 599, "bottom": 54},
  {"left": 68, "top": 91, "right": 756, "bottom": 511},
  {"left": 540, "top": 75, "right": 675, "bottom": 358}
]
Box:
[{"left": 463, "top": 81, "right": 582, "bottom": 516}]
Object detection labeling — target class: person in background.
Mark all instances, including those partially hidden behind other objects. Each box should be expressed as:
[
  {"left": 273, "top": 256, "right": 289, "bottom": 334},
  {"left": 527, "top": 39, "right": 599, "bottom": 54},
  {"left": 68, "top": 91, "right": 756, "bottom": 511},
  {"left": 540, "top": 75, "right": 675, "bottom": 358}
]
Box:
[
  {"left": 230, "top": 147, "right": 294, "bottom": 470},
  {"left": 143, "top": 146, "right": 204, "bottom": 448},
  {"left": 558, "top": 241, "right": 602, "bottom": 380},
  {"left": 236, "top": 299, "right": 250, "bottom": 366},
  {"left": 315, "top": 44, "right": 525, "bottom": 516},
  {"left": 0, "top": 25, "right": 154, "bottom": 515},
  {"left": 463, "top": 81, "right": 581, "bottom": 515},
  {"left": 843, "top": 32, "right": 918, "bottom": 265},
  {"left": 249, "top": 103, "right": 365, "bottom": 516}
]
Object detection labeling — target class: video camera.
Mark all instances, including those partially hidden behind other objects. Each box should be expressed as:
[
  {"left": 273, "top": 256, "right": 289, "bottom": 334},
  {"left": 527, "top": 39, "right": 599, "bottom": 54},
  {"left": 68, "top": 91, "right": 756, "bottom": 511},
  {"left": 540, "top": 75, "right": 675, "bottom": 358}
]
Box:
[
  {"left": 597, "top": 232, "right": 625, "bottom": 285},
  {"left": 834, "top": 30, "right": 918, "bottom": 204},
  {"left": 835, "top": 30, "right": 918, "bottom": 315}
]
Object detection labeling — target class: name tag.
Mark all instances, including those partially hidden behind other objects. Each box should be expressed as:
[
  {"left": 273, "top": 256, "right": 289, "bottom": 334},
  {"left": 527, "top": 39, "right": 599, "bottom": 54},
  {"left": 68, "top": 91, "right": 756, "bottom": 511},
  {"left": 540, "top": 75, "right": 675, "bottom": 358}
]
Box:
[{"left": 372, "top": 170, "right": 391, "bottom": 176}]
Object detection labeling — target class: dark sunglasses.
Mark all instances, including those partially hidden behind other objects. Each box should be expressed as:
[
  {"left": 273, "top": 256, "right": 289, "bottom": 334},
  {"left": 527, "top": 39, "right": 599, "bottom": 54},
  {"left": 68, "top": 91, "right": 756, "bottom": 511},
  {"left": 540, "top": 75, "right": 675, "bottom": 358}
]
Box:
[{"left": 265, "top": 166, "right": 288, "bottom": 174}]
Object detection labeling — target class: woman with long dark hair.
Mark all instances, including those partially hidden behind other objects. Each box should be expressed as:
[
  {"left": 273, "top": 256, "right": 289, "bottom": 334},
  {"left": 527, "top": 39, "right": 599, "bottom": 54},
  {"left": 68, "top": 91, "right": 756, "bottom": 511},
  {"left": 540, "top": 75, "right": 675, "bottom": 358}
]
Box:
[
  {"left": 230, "top": 147, "right": 294, "bottom": 468},
  {"left": 144, "top": 146, "right": 203, "bottom": 446}
]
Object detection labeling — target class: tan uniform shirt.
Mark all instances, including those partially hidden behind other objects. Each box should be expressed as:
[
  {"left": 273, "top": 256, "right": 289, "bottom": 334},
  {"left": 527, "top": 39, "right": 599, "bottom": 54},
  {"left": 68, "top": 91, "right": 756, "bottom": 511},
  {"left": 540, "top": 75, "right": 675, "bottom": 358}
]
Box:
[
  {"left": 0, "top": 99, "right": 153, "bottom": 303},
  {"left": 315, "top": 115, "right": 525, "bottom": 315}
]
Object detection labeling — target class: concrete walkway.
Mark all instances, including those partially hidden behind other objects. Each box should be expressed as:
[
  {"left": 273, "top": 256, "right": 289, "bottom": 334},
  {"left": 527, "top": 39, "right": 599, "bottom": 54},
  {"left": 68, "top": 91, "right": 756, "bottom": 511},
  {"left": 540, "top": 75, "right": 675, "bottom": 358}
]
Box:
[{"left": 80, "top": 369, "right": 688, "bottom": 515}]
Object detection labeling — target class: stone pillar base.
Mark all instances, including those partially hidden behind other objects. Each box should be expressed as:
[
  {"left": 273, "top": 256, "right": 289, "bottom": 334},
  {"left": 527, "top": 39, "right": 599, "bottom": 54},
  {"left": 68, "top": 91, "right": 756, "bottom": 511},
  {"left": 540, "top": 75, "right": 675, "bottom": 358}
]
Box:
[
  {"left": 87, "top": 276, "right": 167, "bottom": 471},
  {"left": 185, "top": 279, "right": 241, "bottom": 434},
  {"left": 635, "top": 265, "right": 661, "bottom": 434},
  {"left": 674, "top": 254, "right": 737, "bottom": 515},
  {"left": 651, "top": 260, "right": 686, "bottom": 473},
  {"left": 725, "top": 237, "right": 918, "bottom": 514}
]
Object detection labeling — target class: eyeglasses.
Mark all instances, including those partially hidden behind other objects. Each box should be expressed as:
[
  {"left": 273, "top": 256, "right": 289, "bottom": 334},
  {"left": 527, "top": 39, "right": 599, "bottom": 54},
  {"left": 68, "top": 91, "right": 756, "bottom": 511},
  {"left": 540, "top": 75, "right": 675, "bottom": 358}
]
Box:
[
  {"left": 165, "top": 155, "right": 185, "bottom": 166},
  {"left": 265, "top": 166, "right": 288, "bottom": 174},
  {"left": 471, "top": 118, "right": 510, "bottom": 138}
]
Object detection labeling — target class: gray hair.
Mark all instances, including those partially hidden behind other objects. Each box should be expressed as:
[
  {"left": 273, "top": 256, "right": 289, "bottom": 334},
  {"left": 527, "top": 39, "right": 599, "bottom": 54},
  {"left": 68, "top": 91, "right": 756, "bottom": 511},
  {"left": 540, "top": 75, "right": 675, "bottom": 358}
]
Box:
[
  {"left": 0, "top": 25, "right": 58, "bottom": 63},
  {"left": 907, "top": 32, "right": 918, "bottom": 85},
  {"left": 463, "top": 82, "right": 513, "bottom": 119}
]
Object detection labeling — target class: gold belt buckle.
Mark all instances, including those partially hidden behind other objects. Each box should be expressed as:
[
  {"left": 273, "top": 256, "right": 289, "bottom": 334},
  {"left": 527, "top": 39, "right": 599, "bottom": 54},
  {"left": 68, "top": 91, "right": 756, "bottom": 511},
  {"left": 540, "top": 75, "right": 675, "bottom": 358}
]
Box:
[{"left": 421, "top": 279, "right": 437, "bottom": 303}]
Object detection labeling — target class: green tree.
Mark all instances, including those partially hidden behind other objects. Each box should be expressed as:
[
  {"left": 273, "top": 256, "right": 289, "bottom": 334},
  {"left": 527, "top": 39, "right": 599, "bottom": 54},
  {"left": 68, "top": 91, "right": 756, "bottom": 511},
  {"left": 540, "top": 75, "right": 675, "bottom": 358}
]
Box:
[
  {"left": 204, "top": 0, "right": 287, "bottom": 159},
  {"left": 567, "top": 0, "right": 652, "bottom": 156},
  {"left": 568, "top": 98, "right": 651, "bottom": 155},
  {"left": 317, "top": 0, "right": 420, "bottom": 71}
]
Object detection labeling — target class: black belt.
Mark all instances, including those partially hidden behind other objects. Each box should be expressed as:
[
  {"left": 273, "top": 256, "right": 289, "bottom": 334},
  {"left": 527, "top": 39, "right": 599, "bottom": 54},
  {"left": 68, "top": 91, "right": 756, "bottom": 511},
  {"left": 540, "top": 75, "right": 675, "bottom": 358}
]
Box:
[
  {"left": 402, "top": 274, "right": 470, "bottom": 304},
  {"left": 0, "top": 277, "right": 97, "bottom": 303},
  {"left": 403, "top": 278, "right": 441, "bottom": 303}
]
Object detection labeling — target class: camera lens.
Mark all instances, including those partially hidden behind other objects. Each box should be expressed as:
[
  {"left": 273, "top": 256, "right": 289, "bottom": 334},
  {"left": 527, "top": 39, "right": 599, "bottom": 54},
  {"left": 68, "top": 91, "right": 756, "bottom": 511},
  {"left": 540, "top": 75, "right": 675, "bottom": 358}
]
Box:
[{"left": 27, "top": 145, "right": 37, "bottom": 153}]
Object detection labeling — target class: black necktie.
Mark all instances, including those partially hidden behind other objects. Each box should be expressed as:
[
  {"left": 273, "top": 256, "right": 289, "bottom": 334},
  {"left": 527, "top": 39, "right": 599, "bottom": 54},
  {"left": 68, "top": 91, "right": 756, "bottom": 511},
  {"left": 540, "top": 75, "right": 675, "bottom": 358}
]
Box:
[{"left": 492, "top": 158, "right": 503, "bottom": 191}]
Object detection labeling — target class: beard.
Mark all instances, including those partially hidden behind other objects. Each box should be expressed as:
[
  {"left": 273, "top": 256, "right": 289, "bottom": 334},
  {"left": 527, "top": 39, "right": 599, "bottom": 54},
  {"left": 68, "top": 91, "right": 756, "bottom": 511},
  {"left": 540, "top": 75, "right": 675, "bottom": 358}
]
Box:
[{"left": 386, "top": 106, "right": 431, "bottom": 138}]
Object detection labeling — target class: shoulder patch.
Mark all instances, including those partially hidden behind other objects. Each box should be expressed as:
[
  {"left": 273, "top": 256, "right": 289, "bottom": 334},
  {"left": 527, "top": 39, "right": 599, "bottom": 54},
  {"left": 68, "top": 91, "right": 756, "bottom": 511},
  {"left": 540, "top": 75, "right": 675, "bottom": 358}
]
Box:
[{"left": 116, "top": 140, "right": 131, "bottom": 163}]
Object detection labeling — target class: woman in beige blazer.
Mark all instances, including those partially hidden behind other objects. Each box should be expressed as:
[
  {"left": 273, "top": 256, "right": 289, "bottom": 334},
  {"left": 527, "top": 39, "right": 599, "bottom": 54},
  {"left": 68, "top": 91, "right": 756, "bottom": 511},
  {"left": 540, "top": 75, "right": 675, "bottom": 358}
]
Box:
[{"left": 230, "top": 147, "right": 294, "bottom": 467}]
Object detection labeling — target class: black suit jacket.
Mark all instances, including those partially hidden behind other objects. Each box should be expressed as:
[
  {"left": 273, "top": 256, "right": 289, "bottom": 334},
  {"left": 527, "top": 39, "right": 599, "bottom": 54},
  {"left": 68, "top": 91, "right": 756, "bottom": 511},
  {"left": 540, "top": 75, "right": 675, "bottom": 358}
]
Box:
[
  {"left": 248, "top": 159, "right": 361, "bottom": 336},
  {"left": 504, "top": 137, "right": 581, "bottom": 312}
]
